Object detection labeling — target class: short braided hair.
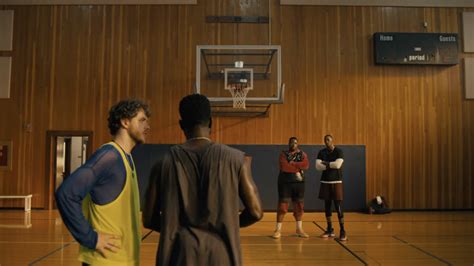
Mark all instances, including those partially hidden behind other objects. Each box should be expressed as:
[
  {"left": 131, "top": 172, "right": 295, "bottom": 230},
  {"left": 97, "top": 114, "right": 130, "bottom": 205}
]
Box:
[{"left": 179, "top": 94, "right": 211, "bottom": 130}]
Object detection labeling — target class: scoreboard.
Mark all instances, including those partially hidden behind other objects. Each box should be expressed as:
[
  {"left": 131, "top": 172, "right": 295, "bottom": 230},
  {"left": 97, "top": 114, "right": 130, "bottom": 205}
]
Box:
[{"left": 373, "top": 32, "right": 459, "bottom": 65}]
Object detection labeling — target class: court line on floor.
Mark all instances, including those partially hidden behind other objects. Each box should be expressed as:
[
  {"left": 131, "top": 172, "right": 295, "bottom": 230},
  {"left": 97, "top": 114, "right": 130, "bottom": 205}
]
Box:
[
  {"left": 240, "top": 233, "right": 474, "bottom": 238},
  {"left": 241, "top": 243, "right": 340, "bottom": 246},
  {"left": 356, "top": 251, "right": 382, "bottom": 266},
  {"left": 311, "top": 221, "right": 326, "bottom": 232},
  {"left": 313, "top": 221, "right": 368, "bottom": 266},
  {"left": 29, "top": 240, "right": 75, "bottom": 265},
  {"left": 310, "top": 220, "right": 474, "bottom": 223},
  {"left": 0, "top": 241, "right": 75, "bottom": 244},
  {"left": 256, "top": 220, "right": 474, "bottom": 223},
  {"left": 28, "top": 230, "right": 154, "bottom": 265},
  {"left": 142, "top": 230, "right": 153, "bottom": 241},
  {"left": 335, "top": 239, "right": 369, "bottom": 266},
  {"left": 392, "top": 235, "right": 452, "bottom": 266}
]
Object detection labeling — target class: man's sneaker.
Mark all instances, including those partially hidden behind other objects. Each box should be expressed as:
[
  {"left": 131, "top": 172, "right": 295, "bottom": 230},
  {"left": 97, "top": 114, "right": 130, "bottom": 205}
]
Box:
[
  {"left": 339, "top": 230, "right": 347, "bottom": 241},
  {"left": 320, "top": 229, "right": 335, "bottom": 238},
  {"left": 272, "top": 230, "right": 281, "bottom": 239},
  {"left": 296, "top": 230, "right": 309, "bottom": 238}
]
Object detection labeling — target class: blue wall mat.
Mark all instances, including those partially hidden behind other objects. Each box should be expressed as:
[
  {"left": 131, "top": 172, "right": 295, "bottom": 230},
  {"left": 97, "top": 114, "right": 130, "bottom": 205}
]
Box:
[{"left": 132, "top": 144, "right": 366, "bottom": 211}]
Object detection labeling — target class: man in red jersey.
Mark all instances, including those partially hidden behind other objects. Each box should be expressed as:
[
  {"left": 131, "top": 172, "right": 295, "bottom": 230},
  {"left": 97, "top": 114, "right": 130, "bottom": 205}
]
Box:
[{"left": 272, "top": 137, "right": 310, "bottom": 239}]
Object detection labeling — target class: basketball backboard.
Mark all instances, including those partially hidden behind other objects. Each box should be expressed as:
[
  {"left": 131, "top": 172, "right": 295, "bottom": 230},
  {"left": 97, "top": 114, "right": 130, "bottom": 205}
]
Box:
[{"left": 195, "top": 45, "right": 284, "bottom": 115}]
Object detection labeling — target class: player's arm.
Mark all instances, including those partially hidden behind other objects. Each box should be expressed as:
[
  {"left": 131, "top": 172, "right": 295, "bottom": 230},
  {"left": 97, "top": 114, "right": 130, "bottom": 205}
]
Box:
[
  {"left": 55, "top": 166, "right": 99, "bottom": 249},
  {"left": 239, "top": 156, "right": 263, "bottom": 227},
  {"left": 315, "top": 151, "right": 327, "bottom": 171},
  {"left": 143, "top": 162, "right": 162, "bottom": 232},
  {"left": 315, "top": 159, "right": 327, "bottom": 171},
  {"left": 55, "top": 147, "right": 121, "bottom": 256},
  {"left": 329, "top": 149, "right": 344, "bottom": 169},
  {"left": 329, "top": 159, "right": 344, "bottom": 169},
  {"left": 279, "top": 152, "right": 291, "bottom": 169},
  {"left": 290, "top": 152, "right": 309, "bottom": 170}
]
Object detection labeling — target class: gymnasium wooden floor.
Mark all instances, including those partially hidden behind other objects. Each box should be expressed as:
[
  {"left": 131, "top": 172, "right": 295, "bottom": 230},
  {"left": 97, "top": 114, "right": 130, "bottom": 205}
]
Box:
[{"left": 0, "top": 211, "right": 473, "bottom": 265}]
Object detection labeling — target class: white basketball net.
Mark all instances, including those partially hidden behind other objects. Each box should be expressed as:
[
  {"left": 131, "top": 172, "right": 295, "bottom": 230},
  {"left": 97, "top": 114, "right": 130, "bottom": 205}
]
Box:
[{"left": 227, "top": 83, "right": 250, "bottom": 109}]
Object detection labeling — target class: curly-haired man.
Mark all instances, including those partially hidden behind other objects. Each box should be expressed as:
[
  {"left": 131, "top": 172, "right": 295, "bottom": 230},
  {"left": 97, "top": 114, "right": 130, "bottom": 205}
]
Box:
[{"left": 56, "top": 99, "right": 150, "bottom": 266}]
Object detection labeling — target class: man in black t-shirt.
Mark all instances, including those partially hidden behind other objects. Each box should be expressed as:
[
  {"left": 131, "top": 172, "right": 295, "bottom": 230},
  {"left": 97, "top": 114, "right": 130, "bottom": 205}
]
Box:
[{"left": 315, "top": 135, "right": 347, "bottom": 241}]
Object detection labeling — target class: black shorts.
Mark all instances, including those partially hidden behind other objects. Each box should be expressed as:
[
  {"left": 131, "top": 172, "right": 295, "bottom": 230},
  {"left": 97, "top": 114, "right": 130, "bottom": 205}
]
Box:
[
  {"left": 318, "top": 182, "right": 343, "bottom": 200},
  {"left": 278, "top": 182, "right": 305, "bottom": 202}
]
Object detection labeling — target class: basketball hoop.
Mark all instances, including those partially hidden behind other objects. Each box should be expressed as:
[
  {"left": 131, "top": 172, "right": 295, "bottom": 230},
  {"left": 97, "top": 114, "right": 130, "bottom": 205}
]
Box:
[
  {"left": 227, "top": 83, "right": 251, "bottom": 109},
  {"left": 224, "top": 68, "right": 254, "bottom": 109}
]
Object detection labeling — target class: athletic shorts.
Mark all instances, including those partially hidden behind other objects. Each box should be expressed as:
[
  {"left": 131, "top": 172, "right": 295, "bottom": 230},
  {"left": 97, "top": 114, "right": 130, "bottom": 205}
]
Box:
[
  {"left": 318, "top": 183, "right": 343, "bottom": 200},
  {"left": 278, "top": 182, "right": 305, "bottom": 202}
]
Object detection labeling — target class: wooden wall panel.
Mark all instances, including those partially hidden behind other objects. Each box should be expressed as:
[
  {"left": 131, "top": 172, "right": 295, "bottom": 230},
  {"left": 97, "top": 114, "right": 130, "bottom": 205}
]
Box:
[
  {"left": 463, "top": 12, "right": 474, "bottom": 52},
  {"left": 0, "top": 1, "right": 472, "bottom": 209},
  {"left": 281, "top": 0, "right": 474, "bottom": 7},
  {"left": 0, "top": 10, "right": 14, "bottom": 51},
  {"left": 0, "top": 57, "right": 11, "bottom": 98},
  {"left": 0, "top": 0, "right": 197, "bottom": 5},
  {"left": 467, "top": 58, "right": 474, "bottom": 99},
  {"left": 273, "top": 5, "right": 474, "bottom": 209}
]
